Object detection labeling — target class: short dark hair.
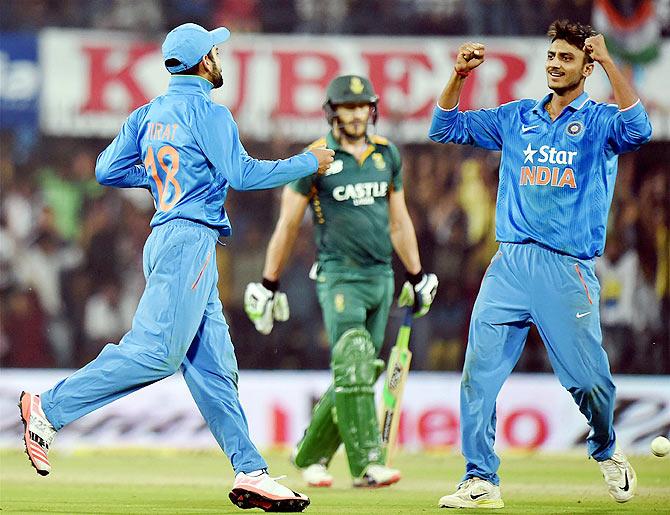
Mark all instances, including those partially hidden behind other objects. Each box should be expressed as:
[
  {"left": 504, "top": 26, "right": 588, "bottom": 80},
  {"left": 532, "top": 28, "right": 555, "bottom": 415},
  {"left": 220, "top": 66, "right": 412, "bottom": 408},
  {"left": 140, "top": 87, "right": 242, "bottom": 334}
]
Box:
[
  {"left": 547, "top": 19, "right": 597, "bottom": 62},
  {"left": 166, "top": 48, "right": 215, "bottom": 76}
]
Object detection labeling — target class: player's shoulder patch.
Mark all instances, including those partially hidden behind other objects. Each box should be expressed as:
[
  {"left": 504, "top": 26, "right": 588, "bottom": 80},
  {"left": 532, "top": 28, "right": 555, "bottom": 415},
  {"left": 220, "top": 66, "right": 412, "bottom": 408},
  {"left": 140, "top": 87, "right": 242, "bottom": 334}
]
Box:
[
  {"left": 306, "top": 137, "right": 328, "bottom": 150},
  {"left": 370, "top": 134, "right": 389, "bottom": 146}
]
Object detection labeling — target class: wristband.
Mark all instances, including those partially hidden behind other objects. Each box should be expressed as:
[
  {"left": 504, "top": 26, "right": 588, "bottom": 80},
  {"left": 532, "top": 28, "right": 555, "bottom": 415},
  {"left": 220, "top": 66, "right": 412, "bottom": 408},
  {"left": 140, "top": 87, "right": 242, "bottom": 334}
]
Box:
[
  {"left": 406, "top": 270, "right": 424, "bottom": 286},
  {"left": 454, "top": 68, "right": 470, "bottom": 78},
  {"left": 262, "top": 278, "right": 280, "bottom": 292}
]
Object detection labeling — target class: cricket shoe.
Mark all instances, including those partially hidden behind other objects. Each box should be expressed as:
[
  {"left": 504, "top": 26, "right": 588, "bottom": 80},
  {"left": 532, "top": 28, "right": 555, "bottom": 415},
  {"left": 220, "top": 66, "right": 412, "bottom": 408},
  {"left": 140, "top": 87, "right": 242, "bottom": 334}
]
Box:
[
  {"left": 18, "top": 391, "right": 56, "bottom": 476},
  {"left": 229, "top": 470, "right": 310, "bottom": 512},
  {"left": 438, "top": 477, "right": 504, "bottom": 509},
  {"left": 598, "top": 448, "right": 637, "bottom": 503},
  {"left": 352, "top": 464, "right": 401, "bottom": 488},
  {"left": 301, "top": 463, "right": 333, "bottom": 487}
]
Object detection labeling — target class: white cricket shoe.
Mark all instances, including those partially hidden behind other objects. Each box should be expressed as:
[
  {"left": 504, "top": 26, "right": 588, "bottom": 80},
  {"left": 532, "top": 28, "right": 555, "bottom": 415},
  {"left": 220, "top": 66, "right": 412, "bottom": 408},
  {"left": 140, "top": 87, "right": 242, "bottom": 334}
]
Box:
[
  {"left": 438, "top": 477, "right": 504, "bottom": 509},
  {"left": 353, "top": 464, "right": 401, "bottom": 488},
  {"left": 18, "top": 391, "right": 56, "bottom": 476},
  {"left": 229, "top": 470, "right": 310, "bottom": 512},
  {"left": 301, "top": 463, "right": 333, "bottom": 487},
  {"left": 598, "top": 448, "right": 637, "bottom": 503}
]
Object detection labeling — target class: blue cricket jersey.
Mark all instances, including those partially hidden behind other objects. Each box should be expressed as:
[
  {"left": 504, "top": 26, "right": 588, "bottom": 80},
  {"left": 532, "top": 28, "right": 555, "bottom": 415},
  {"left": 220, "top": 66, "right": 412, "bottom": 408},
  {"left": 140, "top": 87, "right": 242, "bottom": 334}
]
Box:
[
  {"left": 95, "top": 75, "right": 318, "bottom": 236},
  {"left": 429, "top": 92, "right": 652, "bottom": 259}
]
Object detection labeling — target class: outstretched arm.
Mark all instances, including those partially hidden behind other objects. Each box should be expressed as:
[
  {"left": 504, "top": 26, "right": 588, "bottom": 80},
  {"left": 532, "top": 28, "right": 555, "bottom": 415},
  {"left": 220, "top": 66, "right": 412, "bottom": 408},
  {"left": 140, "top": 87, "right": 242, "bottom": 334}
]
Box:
[{"left": 262, "top": 186, "right": 311, "bottom": 282}]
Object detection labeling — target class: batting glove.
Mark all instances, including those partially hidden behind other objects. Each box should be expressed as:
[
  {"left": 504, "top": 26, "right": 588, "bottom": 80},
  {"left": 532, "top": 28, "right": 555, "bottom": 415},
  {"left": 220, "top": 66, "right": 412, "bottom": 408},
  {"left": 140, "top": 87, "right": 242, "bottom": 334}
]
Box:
[
  {"left": 244, "top": 280, "right": 290, "bottom": 335},
  {"left": 398, "top": 271, "right": 438, "bottom": 318}
]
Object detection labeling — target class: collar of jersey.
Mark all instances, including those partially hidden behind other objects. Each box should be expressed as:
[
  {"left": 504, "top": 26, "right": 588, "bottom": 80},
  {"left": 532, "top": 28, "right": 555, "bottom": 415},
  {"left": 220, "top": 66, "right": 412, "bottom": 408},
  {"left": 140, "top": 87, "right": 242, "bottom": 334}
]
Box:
[
  {"left": 531, "top": 91, "right": 590, "bottom": 120},
  {"left": 166, "top": 75, "right": 214, "bottom": 99}
]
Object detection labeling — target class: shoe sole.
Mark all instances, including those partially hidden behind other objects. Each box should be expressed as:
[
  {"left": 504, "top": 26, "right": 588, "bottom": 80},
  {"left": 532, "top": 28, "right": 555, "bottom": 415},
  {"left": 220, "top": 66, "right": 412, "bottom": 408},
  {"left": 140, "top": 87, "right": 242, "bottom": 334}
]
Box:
[
  {"left": 229, "top": 488, "right": 310, "bottom": 512},
  {"left": 18, "top": 392, "right": 50, "bottom": 477},
  {"left": 438, "top": 498, "right": 505, "bottom": 509},
  {"left": 306, "top": 480, "right": 332, "bottom": 487}
]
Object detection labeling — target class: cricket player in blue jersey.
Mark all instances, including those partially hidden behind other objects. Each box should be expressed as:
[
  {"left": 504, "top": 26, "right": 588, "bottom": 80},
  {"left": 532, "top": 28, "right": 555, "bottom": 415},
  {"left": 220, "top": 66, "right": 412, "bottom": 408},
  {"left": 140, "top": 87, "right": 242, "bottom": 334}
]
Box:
[
  {"left": 429, "top": 20, "right": 651, "bottom": 509},
  {"left": 19, "top": 23, "right": 334, "bottom": 513}
]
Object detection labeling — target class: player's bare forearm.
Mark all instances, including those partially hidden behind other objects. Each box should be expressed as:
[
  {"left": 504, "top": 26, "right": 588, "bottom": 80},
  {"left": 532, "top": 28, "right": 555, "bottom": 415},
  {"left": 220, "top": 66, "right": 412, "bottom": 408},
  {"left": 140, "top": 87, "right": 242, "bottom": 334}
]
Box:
[
  {"left": 438, "top": 42, "right": 485, "bottom": 110},
  {"left": 584, "top": 34, "right": 638, "bottom": 110},
  {"left": 599, "top": 58, "right": 639, "bottom": 110},
  {"left": 391, "top": 226, "right": 421, "bottom": 275},
  {"left": 262, "top": 221, "right": 300, "bottom": 281},
  {"left": 262, "top": 187, "right": 309, "bottom": 281},
  {"left": 437, "top": 74, "right": 468, "bottom": 111}
]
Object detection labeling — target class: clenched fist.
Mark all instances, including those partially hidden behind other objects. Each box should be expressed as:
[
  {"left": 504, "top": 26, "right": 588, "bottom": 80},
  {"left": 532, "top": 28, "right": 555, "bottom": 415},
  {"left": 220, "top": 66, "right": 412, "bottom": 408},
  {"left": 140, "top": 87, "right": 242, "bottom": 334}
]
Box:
[
  {"left": 455, "top": 42, "right": 485, "bottom": 74},
  {"left": 310, "top": 147, "right": 335, "bottom": 175}
]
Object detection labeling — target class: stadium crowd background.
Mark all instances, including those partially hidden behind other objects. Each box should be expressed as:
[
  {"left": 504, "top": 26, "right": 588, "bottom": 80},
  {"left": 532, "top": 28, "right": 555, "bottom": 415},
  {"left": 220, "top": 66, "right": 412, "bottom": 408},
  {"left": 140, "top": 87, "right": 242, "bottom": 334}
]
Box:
[{"left": 1, "top": 0, "right": 668, "bottom": 374}]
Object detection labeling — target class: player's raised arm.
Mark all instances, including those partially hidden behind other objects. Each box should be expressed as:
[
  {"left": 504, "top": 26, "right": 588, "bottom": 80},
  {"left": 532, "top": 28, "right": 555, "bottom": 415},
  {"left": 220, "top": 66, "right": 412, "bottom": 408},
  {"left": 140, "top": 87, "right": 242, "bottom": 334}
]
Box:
[
  {"left": 584, "top": 34, "right": 637, "bottom": 110},
  {"left": 584, "top": 34, "right": 652, "bottom": 151},
  {"left": 437, "top": 42, "right": 485, "bottom": 110},
  {"left": 244, "top": 186, "right": 310, "bottom": 335},
  {"left": 428, "top": 42, "right": 504, "bottom": 150}
]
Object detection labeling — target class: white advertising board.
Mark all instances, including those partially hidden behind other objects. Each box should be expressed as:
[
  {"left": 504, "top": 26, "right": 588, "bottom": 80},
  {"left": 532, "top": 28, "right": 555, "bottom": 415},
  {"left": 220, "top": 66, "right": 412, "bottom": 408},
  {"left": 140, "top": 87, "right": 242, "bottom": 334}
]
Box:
[
  {"left": 39, "top": 30, "right": 670, "bottom": 141},
  {"left": 2, "top": 370, "right": 668, "bottom": 454}
]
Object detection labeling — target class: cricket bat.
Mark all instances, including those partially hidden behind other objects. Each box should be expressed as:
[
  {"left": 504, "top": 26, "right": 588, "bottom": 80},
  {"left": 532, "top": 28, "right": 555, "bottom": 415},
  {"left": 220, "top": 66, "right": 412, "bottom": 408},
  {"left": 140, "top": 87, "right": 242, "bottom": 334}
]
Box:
[{"left": 379, "top": 307, "right": 413, "bottom": 465}]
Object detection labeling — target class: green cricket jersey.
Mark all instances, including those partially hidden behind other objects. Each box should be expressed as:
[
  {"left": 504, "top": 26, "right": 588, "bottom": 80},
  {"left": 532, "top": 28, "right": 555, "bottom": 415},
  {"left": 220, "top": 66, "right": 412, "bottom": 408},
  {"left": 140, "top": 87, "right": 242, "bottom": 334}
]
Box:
[{"left": 290, "top": 131, "right": 403, "bottom": 273}]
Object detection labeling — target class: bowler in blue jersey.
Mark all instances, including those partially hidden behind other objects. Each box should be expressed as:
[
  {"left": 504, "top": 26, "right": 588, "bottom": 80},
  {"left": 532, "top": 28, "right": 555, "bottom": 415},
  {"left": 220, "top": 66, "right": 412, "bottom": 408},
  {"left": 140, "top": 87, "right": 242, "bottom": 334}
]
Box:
[
  {"left": 429, "top": 20, "right": 651, "bottom": 509},
  {"left": 18, "top": 23, "right": 334, "bottom": 513}
]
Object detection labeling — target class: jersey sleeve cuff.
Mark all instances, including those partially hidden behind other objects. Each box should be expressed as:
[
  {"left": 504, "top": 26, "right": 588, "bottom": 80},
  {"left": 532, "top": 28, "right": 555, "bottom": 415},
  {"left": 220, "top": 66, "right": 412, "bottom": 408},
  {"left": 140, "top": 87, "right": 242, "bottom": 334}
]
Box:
[
  {"left": 618, "top": 99, "right": 646, "bottom": 121},
  {"left": 435, "top": 102, "right": 459, "bottom": 112}
]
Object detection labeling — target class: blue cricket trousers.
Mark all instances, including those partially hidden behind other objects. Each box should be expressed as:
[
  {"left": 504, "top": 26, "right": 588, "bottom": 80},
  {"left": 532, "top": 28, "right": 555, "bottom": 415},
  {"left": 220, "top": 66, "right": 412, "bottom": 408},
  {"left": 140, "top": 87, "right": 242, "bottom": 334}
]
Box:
[
  {"left": 461, "top": 242, "right": 616, "bottom": 485},
  {"left": 41, "top": 219, "right": 267, "bottom": 474}
]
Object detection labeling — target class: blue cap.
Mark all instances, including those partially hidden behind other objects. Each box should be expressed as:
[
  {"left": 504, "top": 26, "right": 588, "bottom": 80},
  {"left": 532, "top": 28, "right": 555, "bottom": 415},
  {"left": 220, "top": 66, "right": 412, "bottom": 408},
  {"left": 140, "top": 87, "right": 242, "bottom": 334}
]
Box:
[{"left": 162, "top": 23, "right": 230, "bottom": 73}]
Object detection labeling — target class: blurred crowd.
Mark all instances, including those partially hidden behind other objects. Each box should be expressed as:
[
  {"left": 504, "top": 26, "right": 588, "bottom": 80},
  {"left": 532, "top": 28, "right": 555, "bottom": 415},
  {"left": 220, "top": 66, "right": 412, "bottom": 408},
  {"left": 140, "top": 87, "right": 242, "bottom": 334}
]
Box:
[
  {"left": 1, "top": 132, "right": 668, "bottom": 373},
  {"left": 2, "top": 0, "right": 669, "bottom": 37},
  {"left": 1, "top": 0, "right": 668, "bottom": 373}
]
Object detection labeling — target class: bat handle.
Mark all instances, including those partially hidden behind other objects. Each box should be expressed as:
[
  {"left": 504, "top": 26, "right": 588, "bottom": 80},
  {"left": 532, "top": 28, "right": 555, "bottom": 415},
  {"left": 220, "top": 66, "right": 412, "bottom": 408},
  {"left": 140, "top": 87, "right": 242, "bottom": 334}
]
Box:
[{"left": 403, "top": 306, "right": 414, "bottom": 327}]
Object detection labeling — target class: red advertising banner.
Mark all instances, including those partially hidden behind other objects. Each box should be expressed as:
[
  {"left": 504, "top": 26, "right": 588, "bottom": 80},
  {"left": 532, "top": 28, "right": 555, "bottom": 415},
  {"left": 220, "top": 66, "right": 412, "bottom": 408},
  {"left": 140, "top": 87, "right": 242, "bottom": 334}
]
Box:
[{"left": 39, "top": 30, "right": 670, "bottom": 141}]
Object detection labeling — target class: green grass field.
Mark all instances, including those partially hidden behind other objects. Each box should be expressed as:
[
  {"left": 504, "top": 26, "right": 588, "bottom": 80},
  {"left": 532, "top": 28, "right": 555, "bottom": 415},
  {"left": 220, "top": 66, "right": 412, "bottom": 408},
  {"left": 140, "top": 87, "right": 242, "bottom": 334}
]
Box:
[{"left": 1, "top": 449, "right": 668, "bottom": 513}]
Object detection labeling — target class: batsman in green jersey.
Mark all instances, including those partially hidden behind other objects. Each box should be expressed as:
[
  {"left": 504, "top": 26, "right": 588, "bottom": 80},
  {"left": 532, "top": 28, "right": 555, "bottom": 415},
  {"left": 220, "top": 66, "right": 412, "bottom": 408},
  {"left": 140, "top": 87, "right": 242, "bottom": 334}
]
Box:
[{"left": 245, "top": 75, "right": 438, "bottom": 488}]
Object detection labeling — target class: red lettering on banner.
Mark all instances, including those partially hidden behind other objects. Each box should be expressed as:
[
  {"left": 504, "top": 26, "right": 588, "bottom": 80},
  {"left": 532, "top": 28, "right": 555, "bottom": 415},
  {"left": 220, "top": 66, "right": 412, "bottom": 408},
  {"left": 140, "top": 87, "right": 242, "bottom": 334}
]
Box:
[
  {"left": 502, "top": 408, "right": 548, "bottom": 448},
  {"left": 417, "top": 407, "right": 459, "bottom": 447},
  {"left": 228, "top": 49, "right": 253, "bottom": 116},
  {"left": 362, "top": 52, "right": 433, "bottom": 119},
  {"left": 272, "top": 404, "right": 289, "bottom": 444},
  {"left": 272, "top": 51, "right": 340, "bottom": 117},
  {"left": 81, "top": 44, "right": 156, "bottom": 114}
]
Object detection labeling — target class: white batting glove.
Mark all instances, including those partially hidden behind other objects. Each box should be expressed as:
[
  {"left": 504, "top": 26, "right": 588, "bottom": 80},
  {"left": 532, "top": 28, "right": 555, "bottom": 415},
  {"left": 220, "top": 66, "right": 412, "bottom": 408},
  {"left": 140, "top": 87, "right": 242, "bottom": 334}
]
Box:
[
  {"left": 398, "top": 272, "right": 438, "bottom": 318},
  {"left": 244, "top": 281, "right": 290, "bottom": 335}
]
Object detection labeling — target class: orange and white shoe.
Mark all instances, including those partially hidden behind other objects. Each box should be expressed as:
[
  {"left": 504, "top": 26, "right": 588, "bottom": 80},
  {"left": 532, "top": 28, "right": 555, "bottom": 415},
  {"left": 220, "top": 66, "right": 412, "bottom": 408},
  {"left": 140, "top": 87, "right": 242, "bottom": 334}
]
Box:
[
  {"left": 18, "top": 391, "right": 56, "bottom": 476},
  {"left": 229, "top": 470, "right": 310, "bottom": 512},
  {"left": 301, "top": 463, "right": 333, "bottom": 487},
  {"left": 352, "top": 464, "right": 401, "bottom": 488}
]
